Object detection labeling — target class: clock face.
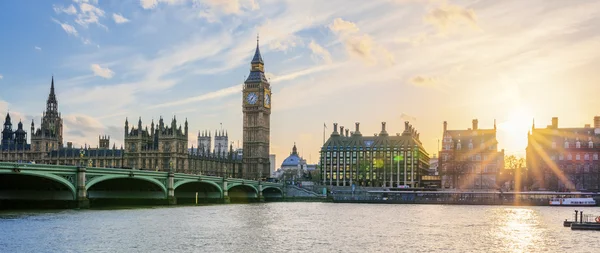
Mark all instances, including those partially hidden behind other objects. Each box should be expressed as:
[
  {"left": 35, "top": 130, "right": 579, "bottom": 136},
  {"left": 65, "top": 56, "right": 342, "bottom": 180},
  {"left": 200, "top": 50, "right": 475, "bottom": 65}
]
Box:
[
  {"left": 246, "top": 92, "right": 258, "bottom": 105},
  {"left": 264, "top": 93, "right": 270, "bottom": 106}
]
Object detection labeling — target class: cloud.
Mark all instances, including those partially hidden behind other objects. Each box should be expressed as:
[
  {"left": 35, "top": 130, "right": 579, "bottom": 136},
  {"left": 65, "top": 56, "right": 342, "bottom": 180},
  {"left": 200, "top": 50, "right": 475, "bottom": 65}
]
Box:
[
  {"left": 329, "top": 18, "right": 360, "bottom": 34},
  {"left": 424, "top": 2, "right": 479, "bottom": 34},
  {"left": 52, "top": 18, "right": 78, "bottom": 36},
  {"left": 90, "top": 64, "right": 115, "bottom": 79},
  {"left": 409, "top": 75, "right": 438, "bottom": 87},
  {"left": 75, "top": 2, "right": 106, "bottom": 29},
  {"left": 0, "top": 74, "right": 3, "bottom": 80},
  {"left": 53, "top": 4, "right": 78, "bottom": 15},
  {"left": 140, "top": 0, "right": 189, "bottom": 10},
  {"left": 149, "top": 84, "right": 242, "bottom": 109},
  {"left": 34, "top": 46, "right": 42, "bottom": 51},
  {"left": 308, "top": 40, "right": 332, "bottom": 64},
  {"left": 62, "top": 113, "right": 123, "bottom": 148},
  {"left": 112, "top": 13, "right": 130, "bottom": 24},
  {"left": 328, "top": 18, "right": 395, "bottom": 65}
]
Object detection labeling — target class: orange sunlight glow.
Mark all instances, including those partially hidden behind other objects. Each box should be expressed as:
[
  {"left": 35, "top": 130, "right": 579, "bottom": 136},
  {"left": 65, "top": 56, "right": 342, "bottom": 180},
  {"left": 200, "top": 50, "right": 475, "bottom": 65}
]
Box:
[{"left": 498, "top": 105, "right": 534, "bottom": 156}]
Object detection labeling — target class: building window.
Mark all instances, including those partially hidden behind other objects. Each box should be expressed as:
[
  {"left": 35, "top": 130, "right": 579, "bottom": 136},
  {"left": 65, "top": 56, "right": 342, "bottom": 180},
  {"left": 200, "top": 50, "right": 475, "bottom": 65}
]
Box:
[
  {"left": 576, "top": 141, "right": 581, "bottom": 149},
  {"left": 468, "top": 142, "right": 473, "bottom": 150},
  {"left": 594, "top": 153, "right": 599, "bottom": 160},
  {"left": 475, "top": 154, "right": 481, "bottom": 161},
  {"left": 576, "top": 154, "right": 580, "bottom": 160},
  {"left": 564, "top": 141, "right": 569, "bottom": 149},
  {"left": 457, "top": 143, "right": 462, "bottom": 150},
  {"left": 589, "top": 141, "right": 594, "bottom": 149},
  {"left": 567, "top": 153, "right": 572, "bottom": 160},
  {"left": 559, "top": 154, "right": 564, "bottom": 160},
  {"left": 552, "top": 142, "right": 556, "bottom": 149},
  {"left": 585, "top": 153, "right": 590, "bottom": 160}
]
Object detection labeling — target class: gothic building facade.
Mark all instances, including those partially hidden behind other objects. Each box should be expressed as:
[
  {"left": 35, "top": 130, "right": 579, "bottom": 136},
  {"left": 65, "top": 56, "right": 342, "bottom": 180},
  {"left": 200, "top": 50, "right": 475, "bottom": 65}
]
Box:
[
  {"left": 242, "top": 37, "right": 272, "bottom": 180},
  {"left": 0, "top": 76, "right": 241, "bottom": 177}
]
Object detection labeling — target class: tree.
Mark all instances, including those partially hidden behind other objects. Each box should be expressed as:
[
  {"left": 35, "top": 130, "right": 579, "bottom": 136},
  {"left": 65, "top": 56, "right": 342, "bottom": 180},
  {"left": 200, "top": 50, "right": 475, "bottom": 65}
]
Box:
[{"left": 502, "top": 155, "right": 526, "bottom": 191}]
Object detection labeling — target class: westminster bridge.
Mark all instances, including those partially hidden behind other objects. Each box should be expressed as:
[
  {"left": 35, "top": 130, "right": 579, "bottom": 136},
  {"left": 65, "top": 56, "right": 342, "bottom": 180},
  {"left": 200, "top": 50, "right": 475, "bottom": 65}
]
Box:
[{"left": 0, "top": 162, "right": 284, "bottom": 208}]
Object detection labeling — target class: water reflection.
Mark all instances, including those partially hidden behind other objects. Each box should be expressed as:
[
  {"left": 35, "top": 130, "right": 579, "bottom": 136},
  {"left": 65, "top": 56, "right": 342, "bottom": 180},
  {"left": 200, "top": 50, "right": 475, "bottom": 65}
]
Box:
[
  {"left": 1, "top": 204, "right": 598, "bottom": 253},
  {"left": 492, "top": 208, "right": 548, "bottom": 253}
]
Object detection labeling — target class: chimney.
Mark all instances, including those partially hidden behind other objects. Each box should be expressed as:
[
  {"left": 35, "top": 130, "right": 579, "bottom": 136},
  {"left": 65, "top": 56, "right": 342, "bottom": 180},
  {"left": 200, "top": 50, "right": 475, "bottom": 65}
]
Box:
[
  {"left": 340, "top": 126, "right": 345, "bottom": 135},
  {"left": 333, "top": 123, "right": 339, "bottom": 135},
  {"left": 443, "top": 121, "right": 447, "bottom": 132},
  {"left": 380, "top": 122, "right": 388, "bottom": 136},
  {"left": 552, "top": 117, "right": 558, "bottom": 128},
  {"left": 355, "top": 122, "right": 360, "bottom": 133},
  {"left": 345, "top": 129, "right": 349, "bottom": 137},
  {"left": 472, "top": 119, "right": 478, "bottom": 130}
]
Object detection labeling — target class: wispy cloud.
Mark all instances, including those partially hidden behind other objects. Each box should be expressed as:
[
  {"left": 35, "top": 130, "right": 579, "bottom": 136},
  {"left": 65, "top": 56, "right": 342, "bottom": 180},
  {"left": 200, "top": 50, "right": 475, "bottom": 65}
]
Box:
[
  {"left": 52, "top": 18, "right": 78, "bottom": 36},
  {"left": 53, "top": 4, "right": 77, "bottom": 15},
  {"left": 424, "top": 1, "right": 479, "bottom": 34},
  {"left": 149, "top": 84, "right": 241, "bottom": 109},
  {"left": 90, "top": 64, "right": 115, "bottom": 79},
  {"left": 112, "top": 13, "right": 130, "bottom": 24},
  {"left": 75, "top": 2, "right": 106, "bottom": 29},
  {"left": 328, "top": 18, "right": 395, "bottom": 65},
  {"left": 409, "top": 75, "right": 438, "bottom": 87},
  {"left": 0, "top": 74, "right": 3, "bottom": 80},
  {"left": 34, "top": 46, "right": 42, "bottom": 51},
  {"left": 308, "top": 40, "right": 332, "bottom": 64}
]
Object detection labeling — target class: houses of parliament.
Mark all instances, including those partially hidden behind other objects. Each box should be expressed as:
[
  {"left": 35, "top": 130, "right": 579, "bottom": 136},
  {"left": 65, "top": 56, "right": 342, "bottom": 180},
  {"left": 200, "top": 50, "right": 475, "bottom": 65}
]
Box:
[{"left": 0, "top": 39, "right": 272, "bottom": 180}]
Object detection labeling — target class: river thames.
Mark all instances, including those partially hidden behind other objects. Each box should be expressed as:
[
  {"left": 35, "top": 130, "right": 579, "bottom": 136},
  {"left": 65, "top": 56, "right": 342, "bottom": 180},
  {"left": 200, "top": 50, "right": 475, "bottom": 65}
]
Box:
[{"left": 1, "top": 203, "right": 598, "bottom": 253}]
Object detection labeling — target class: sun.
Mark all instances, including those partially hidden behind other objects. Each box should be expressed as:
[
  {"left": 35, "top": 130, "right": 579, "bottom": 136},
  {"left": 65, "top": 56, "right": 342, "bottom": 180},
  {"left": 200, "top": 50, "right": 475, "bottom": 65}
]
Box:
[{"left": 497, "top": 105, "right": 534, "bottom": 155}]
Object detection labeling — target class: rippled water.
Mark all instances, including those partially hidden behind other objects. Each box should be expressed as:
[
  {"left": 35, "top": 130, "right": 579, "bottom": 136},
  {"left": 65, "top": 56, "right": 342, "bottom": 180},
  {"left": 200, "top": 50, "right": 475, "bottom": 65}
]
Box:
[{"left": 0, "top": 204, "right": 598, "bottom": 253}]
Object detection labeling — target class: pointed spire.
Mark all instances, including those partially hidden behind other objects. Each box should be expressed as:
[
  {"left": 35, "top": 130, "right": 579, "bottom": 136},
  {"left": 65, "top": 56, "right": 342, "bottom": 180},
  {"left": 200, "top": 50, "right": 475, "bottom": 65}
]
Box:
[
  {"left": 4, "top": 112, "right": 11, "bottom": 125},
  {"left": 292, "top": 142, "right": 298, "bottom": 155},
  {"left": 251, "top": 33, "right": 264, "bottom": 64},
  {"left": 51, "top": 75, "right": 55, "bottom": 95}
]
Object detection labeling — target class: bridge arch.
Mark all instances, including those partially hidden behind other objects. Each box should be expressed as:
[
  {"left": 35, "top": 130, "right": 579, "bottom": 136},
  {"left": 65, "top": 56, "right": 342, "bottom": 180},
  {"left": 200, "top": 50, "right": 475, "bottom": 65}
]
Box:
[
  {"left": 86, "top": 175, "right": 167, "bottom": 195},
  {"left": 0, "top": 171, "right": 77, "bottom": 200},
  {"left": 174, "top": 180, "right": 223, "bottom": 204},
  {"left": 173, "top": 179, "right": 223, "bottom": 195},
  {"left": 262, "top": 186, "right": 284, "bottom": 199},
  {"left": 227, "top": 183, "right": 258, "bottom": 193}
]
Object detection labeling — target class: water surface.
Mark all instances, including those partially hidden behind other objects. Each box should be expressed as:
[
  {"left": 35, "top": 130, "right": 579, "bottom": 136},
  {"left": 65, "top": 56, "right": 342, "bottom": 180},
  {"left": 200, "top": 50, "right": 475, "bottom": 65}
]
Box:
[{"left": 0, "top": 203, "right": 598, "bottom": 253}]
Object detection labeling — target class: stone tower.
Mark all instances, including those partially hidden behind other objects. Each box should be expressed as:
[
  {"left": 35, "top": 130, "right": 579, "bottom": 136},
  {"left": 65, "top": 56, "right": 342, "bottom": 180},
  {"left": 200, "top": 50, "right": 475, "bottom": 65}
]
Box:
[
  {"left": 242, "top": 36, "right": 271, "bottom": 180},
  {"left": 197, "top": 130, "right": 211, "bottom": 155},
  {"left": 31, "top": 76, "right": 63, "bottom": 154},
  {"left": 214, "top": 129, "right": 228, "bottom": 158},
  {"left": 99, "top": 135, "right": 110, "bottom": 149}
]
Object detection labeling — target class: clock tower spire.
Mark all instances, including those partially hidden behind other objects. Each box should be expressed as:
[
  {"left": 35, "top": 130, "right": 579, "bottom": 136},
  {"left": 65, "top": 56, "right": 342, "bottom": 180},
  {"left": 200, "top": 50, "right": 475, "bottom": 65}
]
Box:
[{"left": 242, "top": 35, "right": 272, "bottom": 180}]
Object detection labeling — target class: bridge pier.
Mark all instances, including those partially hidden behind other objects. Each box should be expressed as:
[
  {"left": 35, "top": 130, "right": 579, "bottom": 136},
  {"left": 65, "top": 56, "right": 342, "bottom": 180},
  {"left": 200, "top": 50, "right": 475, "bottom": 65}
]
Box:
[
  {"left": 258, "top": 182, "right": 264, "bottom": 202},
  {"left": 223, "top": 180, "right": 230, "bottom": 204},
  {"left": 76, "top": 167, "right": 89, "bottom": 209},
  {"left": 167, "top": 171, "right": 177, "bottom": 205}
]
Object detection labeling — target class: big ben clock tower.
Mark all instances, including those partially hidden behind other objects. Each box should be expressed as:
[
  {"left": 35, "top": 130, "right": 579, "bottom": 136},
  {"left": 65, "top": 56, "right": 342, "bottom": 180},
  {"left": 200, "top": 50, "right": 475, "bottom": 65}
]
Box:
[{"left": 242, "top": 36, "right": 272, "bottom": 180}]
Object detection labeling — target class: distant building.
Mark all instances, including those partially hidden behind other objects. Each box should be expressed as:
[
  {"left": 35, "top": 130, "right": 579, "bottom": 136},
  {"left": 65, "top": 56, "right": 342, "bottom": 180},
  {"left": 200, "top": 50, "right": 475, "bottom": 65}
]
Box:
[
  {"left": 526, "top": 117, "right": 600, "bottom": 191},
  {"left": 269, "top": 154, "right": 276, "bottom": 177},
  {"left": 428, "top": 153, "right": 439, "bottom": 175},
  {"left": 439, "top": 119, "right": 504, "bottom": 189},
  {"left": 277, "top": 143, "right": 316, "bottom": 181},
  {"left": 320, "top": 121, "right": 430, "bottom": 187}
]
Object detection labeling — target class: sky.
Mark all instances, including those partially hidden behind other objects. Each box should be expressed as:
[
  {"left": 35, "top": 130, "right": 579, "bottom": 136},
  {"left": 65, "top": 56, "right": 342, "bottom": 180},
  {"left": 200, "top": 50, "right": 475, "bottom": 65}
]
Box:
[{"left": 1, "top": 0, "right": 600, "bottom": 165}]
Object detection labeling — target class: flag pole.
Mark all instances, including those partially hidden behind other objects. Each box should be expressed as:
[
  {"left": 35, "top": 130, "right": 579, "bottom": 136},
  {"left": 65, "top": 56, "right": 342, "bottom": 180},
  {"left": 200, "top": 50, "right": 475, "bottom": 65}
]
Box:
[{"left": 323, "top": 123, "right": 326, "bottom": 145}]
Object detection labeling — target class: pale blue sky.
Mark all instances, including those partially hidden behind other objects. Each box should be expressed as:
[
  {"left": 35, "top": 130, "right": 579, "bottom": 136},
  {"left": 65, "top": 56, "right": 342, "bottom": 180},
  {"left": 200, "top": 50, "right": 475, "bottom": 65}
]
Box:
[{"left": 2, "top": 0, "right": 600, "bottom": 164}]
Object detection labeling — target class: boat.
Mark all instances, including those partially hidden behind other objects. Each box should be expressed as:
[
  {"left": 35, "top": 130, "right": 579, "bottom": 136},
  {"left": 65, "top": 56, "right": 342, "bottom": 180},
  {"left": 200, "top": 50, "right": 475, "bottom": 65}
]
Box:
[{"left": 549, "top": 197, "right": 596, "bottom": 206}]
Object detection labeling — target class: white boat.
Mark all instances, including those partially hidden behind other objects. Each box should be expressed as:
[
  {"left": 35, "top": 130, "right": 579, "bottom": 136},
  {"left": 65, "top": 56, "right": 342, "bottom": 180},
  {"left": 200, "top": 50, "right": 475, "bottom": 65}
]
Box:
[{"left": 549, "top": 197, "right": 597, "bottom": 206}]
